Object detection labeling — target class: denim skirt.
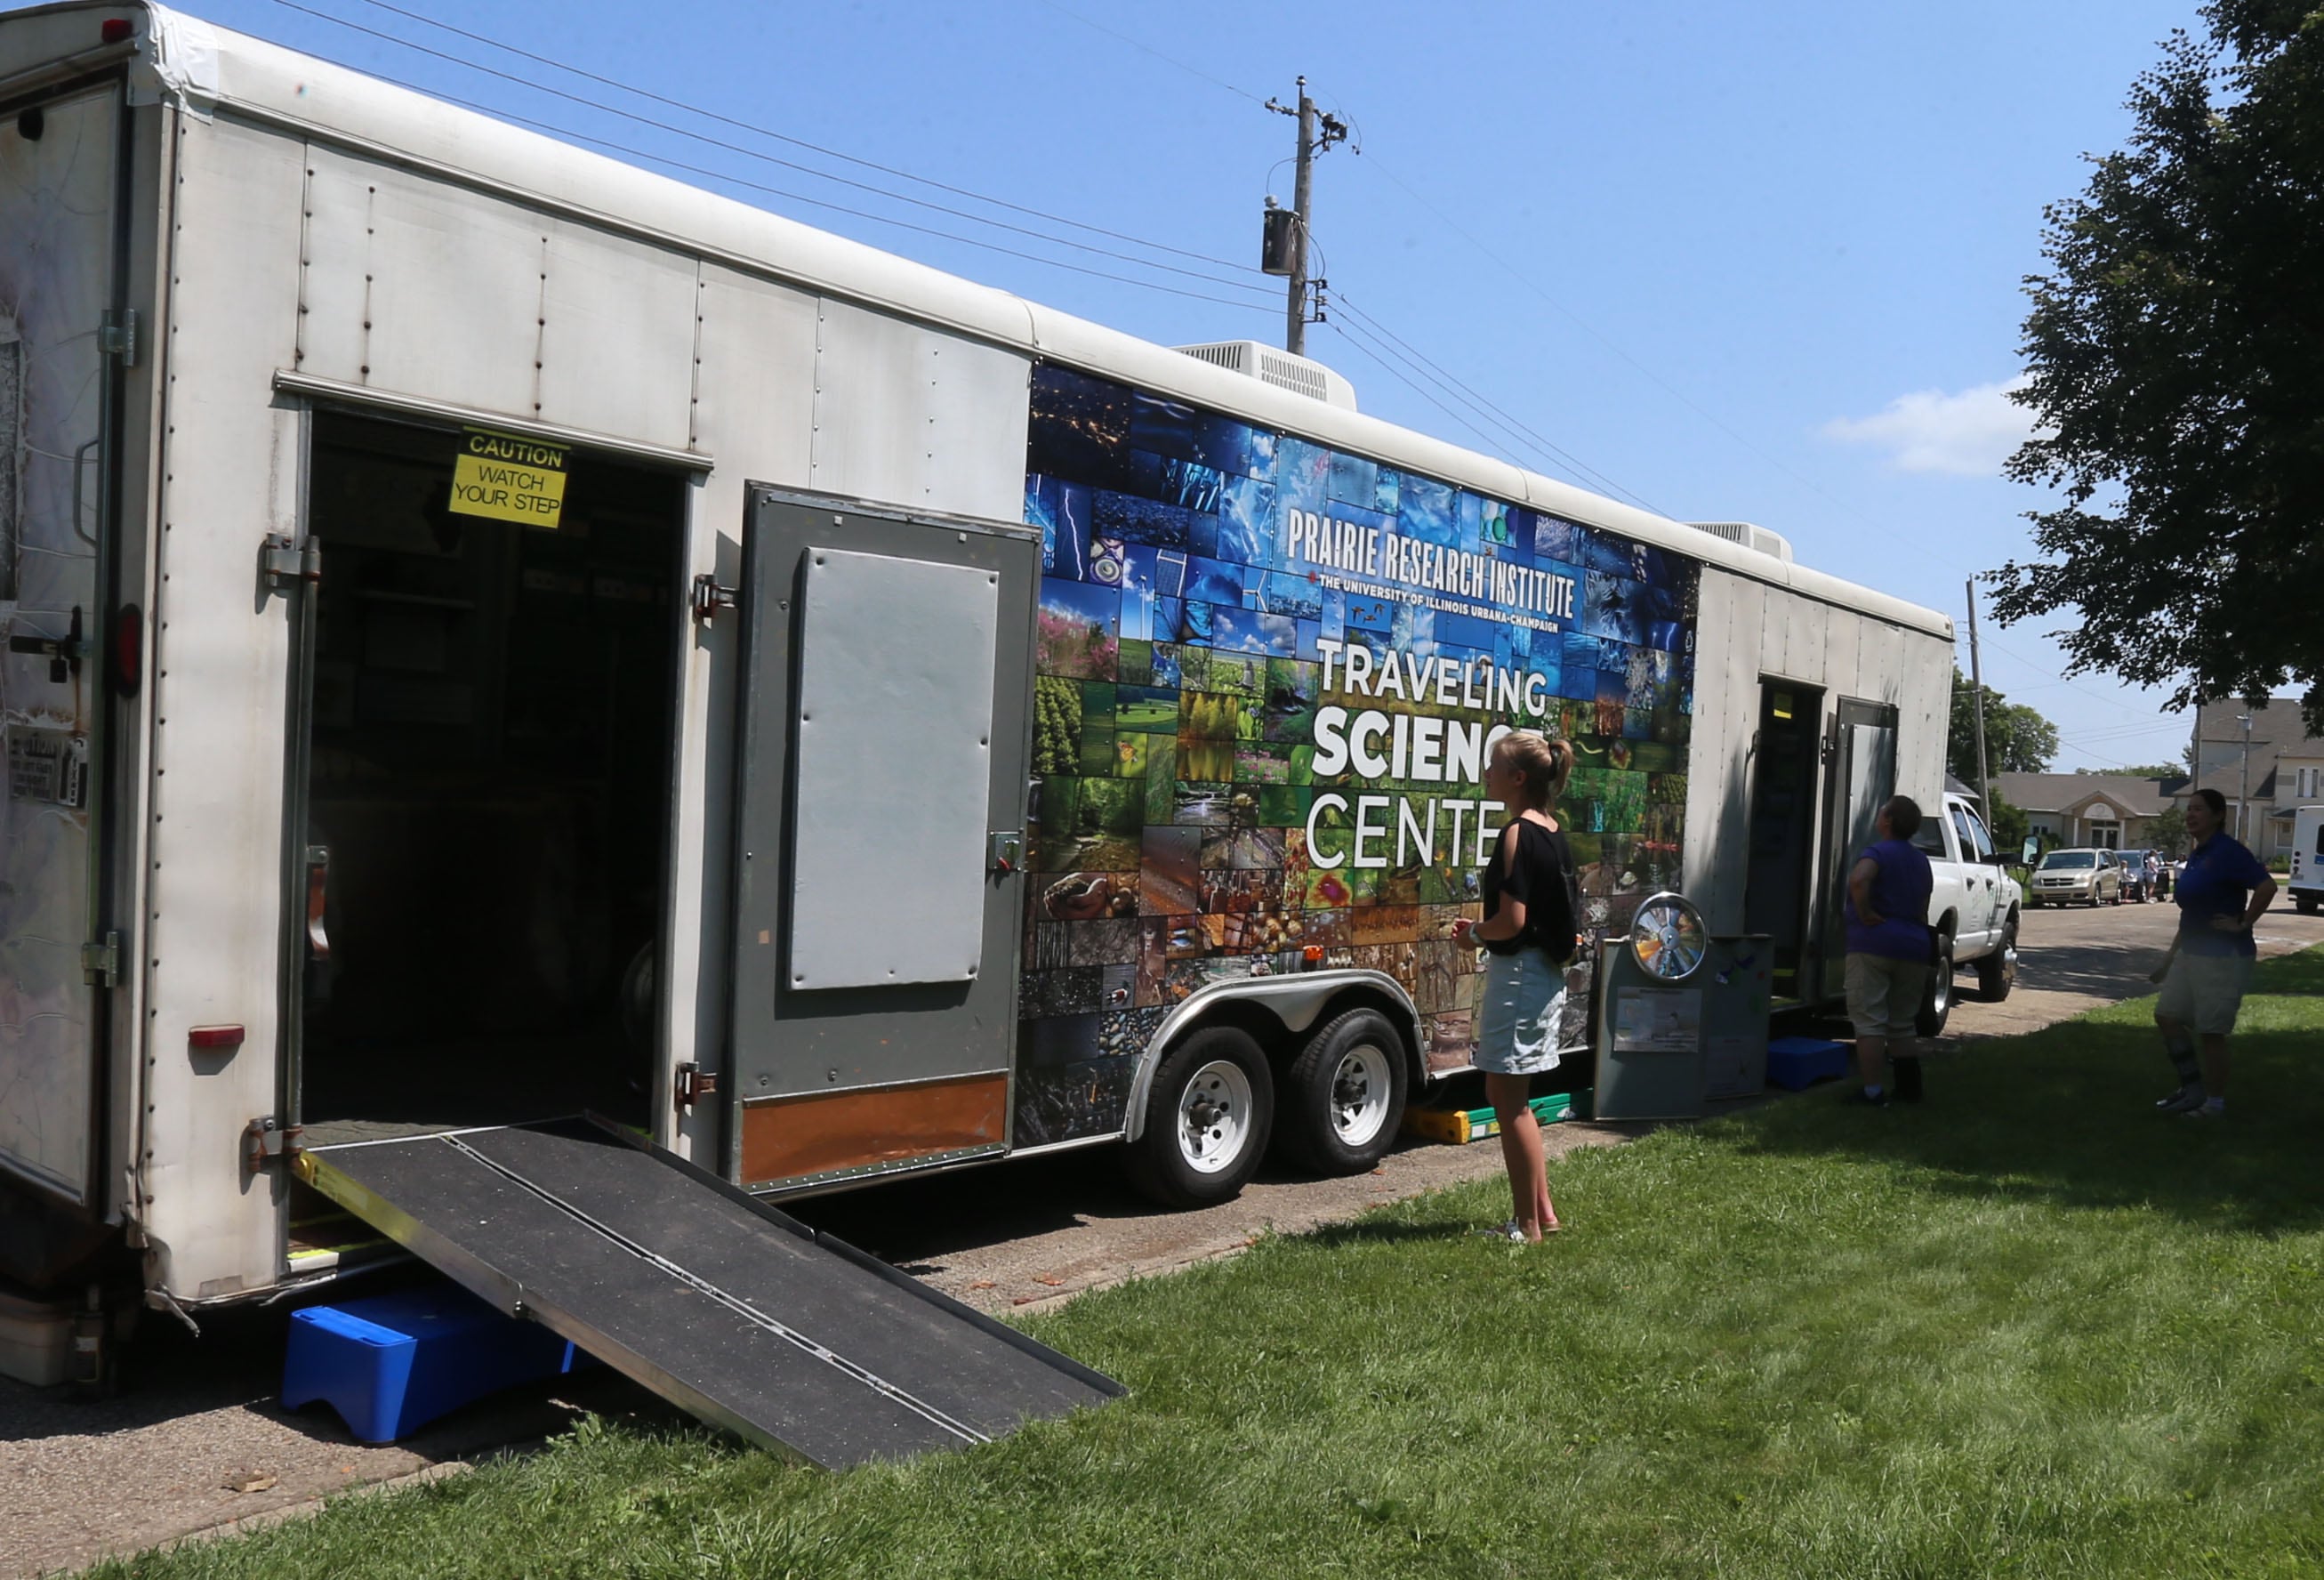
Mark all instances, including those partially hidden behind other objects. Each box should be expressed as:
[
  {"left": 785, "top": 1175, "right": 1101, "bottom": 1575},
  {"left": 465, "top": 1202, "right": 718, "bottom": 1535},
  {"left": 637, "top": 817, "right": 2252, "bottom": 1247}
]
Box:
[{"left": 1474, "top": 948, "right": 1570, "bottom": 1076}]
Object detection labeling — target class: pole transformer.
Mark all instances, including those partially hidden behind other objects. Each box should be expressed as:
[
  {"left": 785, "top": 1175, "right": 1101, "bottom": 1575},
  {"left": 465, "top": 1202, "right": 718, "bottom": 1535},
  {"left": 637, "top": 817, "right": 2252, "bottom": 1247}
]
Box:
[{"left": 1264, "top": 78, "right": 1347, "bottom": 356}]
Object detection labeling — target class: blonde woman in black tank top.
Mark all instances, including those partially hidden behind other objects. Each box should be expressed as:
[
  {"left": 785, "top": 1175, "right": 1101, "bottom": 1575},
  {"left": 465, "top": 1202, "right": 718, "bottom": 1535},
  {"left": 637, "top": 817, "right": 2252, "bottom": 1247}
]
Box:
[{"left": 1451, "top": 730, "right": 1579, "bottom": 1243}]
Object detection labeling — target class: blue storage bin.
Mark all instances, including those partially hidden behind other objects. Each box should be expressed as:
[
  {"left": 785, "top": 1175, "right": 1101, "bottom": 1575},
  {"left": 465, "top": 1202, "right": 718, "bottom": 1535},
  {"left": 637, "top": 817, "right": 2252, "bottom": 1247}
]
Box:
[
  {"left": 282, "top": 1283, "right": 586, "bottom": 1444},
  {"left": 1765, "top": 1035, "right": 1850, "bottom": 1091}
]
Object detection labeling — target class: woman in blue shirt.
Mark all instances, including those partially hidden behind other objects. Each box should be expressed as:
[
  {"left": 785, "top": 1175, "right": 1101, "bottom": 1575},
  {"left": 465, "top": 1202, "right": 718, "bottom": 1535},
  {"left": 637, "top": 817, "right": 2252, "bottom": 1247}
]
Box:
[
  {"left": 1843, "top": 796, "right": 1935, "bottom": 1105},
  {"left": 2149, "top": 787, "right": 2276, "bottom": 1117}
]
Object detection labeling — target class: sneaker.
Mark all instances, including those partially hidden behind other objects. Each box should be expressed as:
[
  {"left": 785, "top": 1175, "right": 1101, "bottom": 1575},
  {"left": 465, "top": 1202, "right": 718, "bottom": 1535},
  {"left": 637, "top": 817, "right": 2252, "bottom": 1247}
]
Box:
[
  {"left": 2184, "top": 1101, "right": 2225, "bottom": 1121},
  {"left": 1473, "top": 1221, "right": 1529, "bottom": 1243},
  {"left": 2153, "top": 1087, "right": 2189, "bottom": 1110},
  {"left": 1894, "top": 1060, "right": 1924, "bottom": 1104},
  {"left": 2157, "top": 1087, "right": 2207, "bottom": 1115},
  {"left": 1845, "top": 1088, "right": 1890, "bottom": 1108}
]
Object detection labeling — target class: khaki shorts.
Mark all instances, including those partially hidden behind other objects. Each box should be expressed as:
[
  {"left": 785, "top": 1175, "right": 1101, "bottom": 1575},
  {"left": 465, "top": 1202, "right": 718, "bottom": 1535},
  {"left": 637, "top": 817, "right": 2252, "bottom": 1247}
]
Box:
[
  {"left": 2156, "top": 951, "right": 2255, "bottom": 1036},
  {"left": 1846, "top": 953, "right": 1929, "bottom": 1039}
]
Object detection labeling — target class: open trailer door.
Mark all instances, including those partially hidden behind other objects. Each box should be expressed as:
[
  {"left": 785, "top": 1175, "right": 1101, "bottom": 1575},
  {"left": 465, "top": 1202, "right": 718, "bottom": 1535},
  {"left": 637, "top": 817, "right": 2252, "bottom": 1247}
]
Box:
[
  {"left": 720, "top": 488, "right": 1038, "bottom": 1193},
  {"left": 0, "top": 75, "right": 133, "bottom": 1211}
]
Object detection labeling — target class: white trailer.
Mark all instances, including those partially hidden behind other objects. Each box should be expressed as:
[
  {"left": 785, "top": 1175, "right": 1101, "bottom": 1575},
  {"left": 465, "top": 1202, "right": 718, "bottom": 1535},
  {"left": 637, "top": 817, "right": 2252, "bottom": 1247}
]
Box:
[{"left": 0, "top": 2, "right": 1952, "bottom": 1418}]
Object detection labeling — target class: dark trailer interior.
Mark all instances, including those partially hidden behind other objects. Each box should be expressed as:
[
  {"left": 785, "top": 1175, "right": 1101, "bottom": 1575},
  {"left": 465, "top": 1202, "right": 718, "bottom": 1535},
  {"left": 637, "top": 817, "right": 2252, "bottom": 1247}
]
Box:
[{"left": 294, "top": 411, "right": 684, "bottom": 1144}]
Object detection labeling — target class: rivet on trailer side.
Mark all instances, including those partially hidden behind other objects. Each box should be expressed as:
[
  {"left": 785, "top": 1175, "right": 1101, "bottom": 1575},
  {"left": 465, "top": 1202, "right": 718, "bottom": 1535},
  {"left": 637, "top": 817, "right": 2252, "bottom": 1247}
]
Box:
[{"left": 0, "top": 2, "right": 1954, "bottom": 1455}]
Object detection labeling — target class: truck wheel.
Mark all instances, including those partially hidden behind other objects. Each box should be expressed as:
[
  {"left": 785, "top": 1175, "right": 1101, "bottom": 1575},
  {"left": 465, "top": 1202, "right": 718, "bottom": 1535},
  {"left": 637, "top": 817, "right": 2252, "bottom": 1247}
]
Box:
[
  {"left": 1916, "top": 933, "right": 1955, "bottom": 1036},
  {"left": 1976, "top": 914, "right": 2017, "bottom": 1003},
  {"left": 2298, "top": 894, "right": 2319, "bottom": 916},
  {"left": 1277, "top": 1009, "right": 1409, "bottom": 1175},
  {"left": 1122, "top": 1026, "right": 1275, "bottom": 1208}
]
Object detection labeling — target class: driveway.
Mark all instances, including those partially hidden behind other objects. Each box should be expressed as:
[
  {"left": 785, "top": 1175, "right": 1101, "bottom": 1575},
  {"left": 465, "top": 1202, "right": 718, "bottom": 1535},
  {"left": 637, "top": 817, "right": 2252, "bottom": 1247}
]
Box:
[{"left": 8, "top": 895, "right": 2318, "bottom": 1577}]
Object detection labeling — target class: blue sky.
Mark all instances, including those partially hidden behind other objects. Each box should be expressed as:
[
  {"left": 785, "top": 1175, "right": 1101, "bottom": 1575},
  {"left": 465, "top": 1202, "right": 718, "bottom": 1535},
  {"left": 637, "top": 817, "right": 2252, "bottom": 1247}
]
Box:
[{"left": 194, "top": 0, "right": 2209, "bottom": 770}]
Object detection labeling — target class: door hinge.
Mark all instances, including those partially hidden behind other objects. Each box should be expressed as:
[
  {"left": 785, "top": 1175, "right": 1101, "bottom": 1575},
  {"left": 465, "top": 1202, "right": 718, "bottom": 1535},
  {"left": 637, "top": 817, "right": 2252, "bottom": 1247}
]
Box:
[
  {"left": 259, "top": 534, "right": 322, "bottom": 596},
  {"left": 100, "top": 309, "right": 138, "bottom": 367},
  {"left": 673, "top": 1061, "right": 720, "bottom": 1113},
  {"left": 81, "top": 931, "right": 119, "bottom": 988},
  {"left": 243, "top": 1116, "right": 302, "bottom": 1174},
  {"left": 690, "top": 574, "right": 737, "bottom": 625}
]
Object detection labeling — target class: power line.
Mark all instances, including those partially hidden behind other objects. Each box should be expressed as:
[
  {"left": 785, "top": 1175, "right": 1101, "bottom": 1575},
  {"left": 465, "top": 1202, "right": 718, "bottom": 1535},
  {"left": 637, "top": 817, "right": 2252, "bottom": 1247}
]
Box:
[
  {"left": 1351, "top": 148, "right": 1902, "bottom": 538},
  {"left": 1324, "top": 322, "right": 1552, "bottom": 485},
  {"left": 1332, "top": 293, "right": 1664, "bottom": 516},
  {"left": 1329, "top": 315, "right": 1658, "bottom": 515},
  {"left": 1326, "top": 313, "right": 1661, "bottom": 521},
  {"left": 268, "top": 0, "right": 1276, "bottom": 300},
  {"left": 1033, "top": 0, "right": 1269, "bottom": 106},
  {"left": 349, "top": 0, "right": 1263, "bottom": 277},
  {"left": 263, "top": 36, "right": 1280, "bottom": 314}
]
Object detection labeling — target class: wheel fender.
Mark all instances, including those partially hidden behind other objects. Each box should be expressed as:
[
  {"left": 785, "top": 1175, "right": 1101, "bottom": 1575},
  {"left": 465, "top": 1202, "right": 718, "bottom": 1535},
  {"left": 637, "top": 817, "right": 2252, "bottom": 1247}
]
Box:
[{"left": 1120, "top": 971, "right": 1423, "bottom": 1143}]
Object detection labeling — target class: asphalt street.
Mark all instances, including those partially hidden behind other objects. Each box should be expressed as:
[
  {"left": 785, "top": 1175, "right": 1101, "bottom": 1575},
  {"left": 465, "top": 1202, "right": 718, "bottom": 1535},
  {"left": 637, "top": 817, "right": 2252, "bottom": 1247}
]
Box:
[{"left": 7, "top": 893, "right": 2320, "bottom": 1577}]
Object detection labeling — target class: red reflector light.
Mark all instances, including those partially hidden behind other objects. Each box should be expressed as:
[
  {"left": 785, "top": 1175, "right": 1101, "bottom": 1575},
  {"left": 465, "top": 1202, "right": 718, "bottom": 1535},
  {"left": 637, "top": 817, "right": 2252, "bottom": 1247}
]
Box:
[
  {"left": 114, "top": 603, "right": 141, "bottom": 697},
  {"left": 101, "top": 18, "right": 134, "bottom": 43},
  {"left": 189, "top": 1024, "right": 245, "bottom": 1050}
]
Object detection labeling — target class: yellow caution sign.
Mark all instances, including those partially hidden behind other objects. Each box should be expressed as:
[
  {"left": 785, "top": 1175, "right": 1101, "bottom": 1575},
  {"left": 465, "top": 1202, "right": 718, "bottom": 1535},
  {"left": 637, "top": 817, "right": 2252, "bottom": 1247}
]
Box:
[{"left": 449, "top": 428, "right": 567, "bottom": 527}]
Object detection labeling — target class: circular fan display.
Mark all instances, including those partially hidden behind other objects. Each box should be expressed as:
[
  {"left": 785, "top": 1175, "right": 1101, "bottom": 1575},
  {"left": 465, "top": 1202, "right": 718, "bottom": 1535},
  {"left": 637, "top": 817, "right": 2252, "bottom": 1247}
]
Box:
[{"left": 1628, "top": 891, "right": 1708, "bottom": 982}]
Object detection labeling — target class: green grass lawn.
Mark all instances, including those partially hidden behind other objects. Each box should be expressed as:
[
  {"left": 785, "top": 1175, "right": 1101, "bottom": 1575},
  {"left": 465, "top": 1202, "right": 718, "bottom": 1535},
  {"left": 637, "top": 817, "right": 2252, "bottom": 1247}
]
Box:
[{"left": 97, "top": 953, "right": 2324, "bottom": 1578}]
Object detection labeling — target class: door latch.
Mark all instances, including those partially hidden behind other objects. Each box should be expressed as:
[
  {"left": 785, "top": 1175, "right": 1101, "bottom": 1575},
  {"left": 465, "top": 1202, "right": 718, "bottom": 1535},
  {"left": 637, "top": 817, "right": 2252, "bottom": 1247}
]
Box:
[
  {"left": 81, "top": 932, "right": 119, "bottom": 988},
  {"left": 304, "top": 846, "right": 331, "bottom": 962},
  {"left": 989, "top": 830, "right": 1024, "bottom": 875},
  {"left": 9, "top": 605, "right": 85, "bottom": 684},
  {"left": 673, "top": 1061, "right": 720, "bottom": 1114},
  {"left": 690, "top": 575, "right": 737, "bottom": 625}
]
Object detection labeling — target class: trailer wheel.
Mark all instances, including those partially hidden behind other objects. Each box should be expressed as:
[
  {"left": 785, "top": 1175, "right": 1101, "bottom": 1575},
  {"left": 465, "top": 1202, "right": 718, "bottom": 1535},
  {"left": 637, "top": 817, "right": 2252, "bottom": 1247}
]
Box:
[
  {"left": 1976, "top": 913, "right": 2017, "bottom": 1003},
  {"left": 2299, "top": 895, "right": 2319, "bottom": 916},
  {"left": 1122, "top": 1026, "right": 1275, "bottom": 1209},
  {"left": 1916, "top": 932, "right": 1955, "bottom": 1036},
  {"left": 1276, "top": 1009, "right": 1409, "bottom": 1175}
]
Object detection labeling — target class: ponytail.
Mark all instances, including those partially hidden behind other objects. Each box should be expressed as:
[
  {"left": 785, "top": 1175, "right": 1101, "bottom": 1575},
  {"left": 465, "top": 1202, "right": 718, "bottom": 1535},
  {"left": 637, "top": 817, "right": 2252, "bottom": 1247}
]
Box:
[{"left": 1493, "top": 729, "right": 1573, "bottom": 814}]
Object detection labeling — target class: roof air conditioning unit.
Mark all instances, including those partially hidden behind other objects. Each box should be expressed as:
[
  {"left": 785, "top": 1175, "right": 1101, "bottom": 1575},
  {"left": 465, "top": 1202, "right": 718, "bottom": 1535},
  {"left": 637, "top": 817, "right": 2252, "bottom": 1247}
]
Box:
[
  {"left": 1173, "top": 341, "right": 1358, "bottom": 412},
  {"left": 1686, "top": 520, "right": 1794, "bottom": 564}
]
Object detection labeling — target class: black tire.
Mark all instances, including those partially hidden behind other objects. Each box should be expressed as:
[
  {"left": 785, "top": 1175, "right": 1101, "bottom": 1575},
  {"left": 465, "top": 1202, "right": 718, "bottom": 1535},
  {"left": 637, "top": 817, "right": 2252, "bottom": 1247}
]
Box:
[
  {"left": 1122, "top": 1025, "right": 1275, "bottom": 1209},
  {"left": 1916, "top": 931, "right": 1955, "bottom": 1036},
  {"left": 1976, "top": 913, "right": 2017, "bottom": 1003},
  {"left": 2298, "top": 895, "right": 2319, "bottom": 916},
  {"left": 1276, "top": 1008, "right": 1411, "bottom": 1175}
]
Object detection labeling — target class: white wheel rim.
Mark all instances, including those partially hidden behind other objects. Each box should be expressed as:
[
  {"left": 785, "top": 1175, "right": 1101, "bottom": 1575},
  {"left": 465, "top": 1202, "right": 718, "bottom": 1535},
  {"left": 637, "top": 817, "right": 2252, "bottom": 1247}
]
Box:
[
  {"left": 1176, "top": 1060, "right": 1254, "bottom": 1175},
  {"left": 1329, "top": 1043, "right": 1394, "bottom": 1148}
]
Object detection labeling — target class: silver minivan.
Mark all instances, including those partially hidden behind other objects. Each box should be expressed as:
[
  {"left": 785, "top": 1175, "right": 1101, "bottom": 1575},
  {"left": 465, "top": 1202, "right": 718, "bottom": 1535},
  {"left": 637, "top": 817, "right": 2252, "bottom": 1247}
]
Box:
[{"left": 2029, "top": 848, "right": 2124, "bottom": 907}]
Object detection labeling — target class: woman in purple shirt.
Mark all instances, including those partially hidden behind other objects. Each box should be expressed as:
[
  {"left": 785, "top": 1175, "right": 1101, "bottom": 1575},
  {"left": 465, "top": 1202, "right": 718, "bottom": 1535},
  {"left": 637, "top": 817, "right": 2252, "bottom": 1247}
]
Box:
[{"left": 1843, "top": 796, "right": 1935, "bottom": 1105}]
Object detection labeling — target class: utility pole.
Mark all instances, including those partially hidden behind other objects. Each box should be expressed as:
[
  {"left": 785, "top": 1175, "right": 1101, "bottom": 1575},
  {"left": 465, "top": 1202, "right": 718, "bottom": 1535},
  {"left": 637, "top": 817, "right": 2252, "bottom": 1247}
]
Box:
[
  {"left": 1965, "top": 578, "right": 1995, "bottom": 834},
  {"left": 2239, "top": 711, "right": 2255, "bottom": 848},
  {"left": 1264, "top": 78, "right": 1347, "bottom": 356},
  {"left": 1284, "top": 78, "right": 1315, "bottom": 356}
]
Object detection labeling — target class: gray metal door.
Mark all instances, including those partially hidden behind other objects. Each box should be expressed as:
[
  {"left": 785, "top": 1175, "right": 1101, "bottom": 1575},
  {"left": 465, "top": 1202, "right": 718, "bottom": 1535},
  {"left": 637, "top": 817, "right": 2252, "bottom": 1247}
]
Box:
[
  {"left": 725, "top": 488, "right": 1036, "bottom": 1191},
  {"left": 1812, "top": 698, "right": 1899, "bottom": 1002}
]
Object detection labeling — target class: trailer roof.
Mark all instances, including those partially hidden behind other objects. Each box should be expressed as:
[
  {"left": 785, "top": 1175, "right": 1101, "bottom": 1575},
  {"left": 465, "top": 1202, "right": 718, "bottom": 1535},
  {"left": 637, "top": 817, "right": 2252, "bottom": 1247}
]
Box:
[{"left": 9, "top": 0, "right": 1952, "bottom": 641}]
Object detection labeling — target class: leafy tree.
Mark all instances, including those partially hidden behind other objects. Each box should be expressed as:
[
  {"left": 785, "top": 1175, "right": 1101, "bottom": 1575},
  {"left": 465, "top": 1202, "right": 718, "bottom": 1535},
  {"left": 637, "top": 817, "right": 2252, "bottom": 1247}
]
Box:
[
  {"left": 1996, "top": 3, "right": 2324, "bottom": 730},
  {"left": 1949, "top": 667, "right": 2060, "bottom": 783},
  {"left": 2096, "top": 764, "right": 2184, "bottom": 780},
  {"left": 1984, "top": 786, "right": 2031, "bottom": 856},
  {"left": 1033, "top": 676, "right": 1082, "bottom": 777},
  {"left": 2150, "top": 802, "right": 2191, "bottom": 859}
]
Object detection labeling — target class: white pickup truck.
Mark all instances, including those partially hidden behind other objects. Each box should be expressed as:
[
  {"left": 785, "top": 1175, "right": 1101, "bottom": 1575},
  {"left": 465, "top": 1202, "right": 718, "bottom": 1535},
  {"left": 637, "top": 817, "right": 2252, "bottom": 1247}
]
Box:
[{"left": 1904, "top": 790, "right": 2024, "bottom": 1034}]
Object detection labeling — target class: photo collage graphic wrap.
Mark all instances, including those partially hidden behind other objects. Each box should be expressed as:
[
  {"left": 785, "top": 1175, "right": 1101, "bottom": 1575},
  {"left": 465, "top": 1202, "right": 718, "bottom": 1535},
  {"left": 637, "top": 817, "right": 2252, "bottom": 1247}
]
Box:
[{"left": 1015, "top": 366, "right": 1699, "bottom": 1146}]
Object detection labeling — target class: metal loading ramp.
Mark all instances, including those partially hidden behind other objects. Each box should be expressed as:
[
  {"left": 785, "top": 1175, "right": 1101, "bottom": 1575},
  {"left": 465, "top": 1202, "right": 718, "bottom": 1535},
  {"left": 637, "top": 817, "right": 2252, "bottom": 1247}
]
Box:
[{"left": 295, "top": 1118, "right": 1122, "bottom": 1468}]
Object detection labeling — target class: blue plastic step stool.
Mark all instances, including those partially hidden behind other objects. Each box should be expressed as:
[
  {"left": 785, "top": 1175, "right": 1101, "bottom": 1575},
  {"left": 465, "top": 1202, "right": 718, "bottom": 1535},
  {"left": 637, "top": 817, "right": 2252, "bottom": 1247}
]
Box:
[
  {"left": 282, "top": 1284, "right": 587, "bottom": 1444},
  {"left": 1765, "top": 1035, "right": 1850, "bottom": 1091}
]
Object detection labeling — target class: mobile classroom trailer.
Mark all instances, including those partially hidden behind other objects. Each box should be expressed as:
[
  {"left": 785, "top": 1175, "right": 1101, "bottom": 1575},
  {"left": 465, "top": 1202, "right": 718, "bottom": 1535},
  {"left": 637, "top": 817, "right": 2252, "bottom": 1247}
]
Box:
[{"left": 0, "top": 2, "right": 1952, "bottom": 1366}]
